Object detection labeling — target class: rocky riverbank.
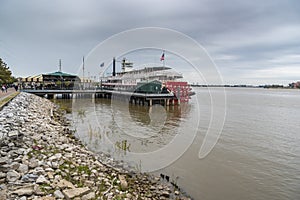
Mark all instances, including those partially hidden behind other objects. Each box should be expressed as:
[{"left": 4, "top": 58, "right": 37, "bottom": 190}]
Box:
[{"left": 0, "top": 93, "right": 191, "bottom": 200}]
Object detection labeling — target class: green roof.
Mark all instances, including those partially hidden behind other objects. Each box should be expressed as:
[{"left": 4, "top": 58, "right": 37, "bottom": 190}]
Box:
[{"left": 44, "top": 71, "right": 77, "bottom": 77}]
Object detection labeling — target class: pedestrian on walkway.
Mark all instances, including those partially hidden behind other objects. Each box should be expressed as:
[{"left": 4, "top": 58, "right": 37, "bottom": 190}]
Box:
[
  {"left": 1, "top": 85, "right": 5, "bottom": 93},
  {"left": 14, "top": 84, "right": 18, "bottom": 91}
]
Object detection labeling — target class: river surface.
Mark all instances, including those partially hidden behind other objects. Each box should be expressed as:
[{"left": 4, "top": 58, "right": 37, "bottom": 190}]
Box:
[{"left": 54, "top": 88, "right": 300, "bottom": 200}]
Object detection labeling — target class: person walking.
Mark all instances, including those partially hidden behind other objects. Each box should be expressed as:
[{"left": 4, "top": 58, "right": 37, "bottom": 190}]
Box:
[
  {"left": 14, "top": 84, "right": 18, "bottom": 91},
  {"left": 1, "top": 85, "right": 5, "bottom": 93}
]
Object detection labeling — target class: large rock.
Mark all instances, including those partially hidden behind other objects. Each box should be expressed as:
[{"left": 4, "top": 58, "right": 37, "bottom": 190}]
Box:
[
  {"left": 11, "top": 185, "right": 34, "bottom": 196},
  {"left": 28, "top": 159, "right": 38, "bottom": 169},
  {"left": 6, "top": 113, "right": 14, "bottom": 118},
  {"left": 38, "top": 197, "right": 55, "bottom": 200},
  {"left": 118, "top": 174, "right": 128, "bottom": 190},
  {"left": 10, "top": 162, "right": 20, "bottom": 170},
  {"left": 21, "top": 174, "right": 39, "bottom": 182},
  {"left": 0, "top": 164, "right": 10, "bottom": 173},
  {"left": 160, "top": 190, "right": 170, "bottom": 198},
  {"left": 47, "top": 171, "right": 54, "bottom": 180},
  {"left": 48, "top": 153, "right": 62, "bottom": 161},
  {"left": 0, "top": 189, "right": 7, "bottom": 200},
  {"left": 0, "top": 157, "right": 8, "bottom": 165},
  {"left": 6, "top": 170, "right": 20, "bottom": 182},
  {"left": 8, "top": 130, "right": 19, "bottom": 138},
  {"left": 51, "top": 161, "right": 59, "bottom": 169},
  {"left": 64, "top": 153, "right": 73, "bottom": 158},
  {"left": 62, "top": 187, "right": 90, "bottom": 199},
  {"left": 56, "top": 179, "right": 75, "bottom": 189},
  {"left": 33, "top": 184, "right": 45, "bottom": 196},
  {"left": 0, "top": 172, "right": 6, "bottom": 179},
  {"left": 36, "top": 175, "right": 49, "bottom": 184},
  {"left": 33, "top": 167, "right": 44, "bottom": 175},
  {"left": 18, "top": 164, "right": 29, "bottom": 174},
  {"left": 54, "top": 190, "right": 65, "bottom": 199},
  {"left": 82, "top": 192, "right": 96, "bottom": 200}
]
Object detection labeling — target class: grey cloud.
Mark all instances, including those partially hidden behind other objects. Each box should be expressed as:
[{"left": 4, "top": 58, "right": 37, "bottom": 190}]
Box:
[{"left": 0, "top": 0, "right": 299, "bottom": 84}]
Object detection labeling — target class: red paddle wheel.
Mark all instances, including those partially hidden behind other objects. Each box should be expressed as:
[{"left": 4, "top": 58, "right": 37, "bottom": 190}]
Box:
[{"left": 165, "top": 81, "right": 192, "bottom": 103}]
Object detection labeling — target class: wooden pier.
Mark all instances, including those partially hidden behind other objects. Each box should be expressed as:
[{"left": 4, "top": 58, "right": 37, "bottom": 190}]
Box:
[{"left": 21, "top": 89, "right": 180, "bottom": 106}]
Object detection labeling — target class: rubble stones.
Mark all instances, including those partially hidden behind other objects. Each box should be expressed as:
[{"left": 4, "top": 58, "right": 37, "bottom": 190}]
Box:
[{"left": 0, "top": 93, "right": 191, "bottom": 200}]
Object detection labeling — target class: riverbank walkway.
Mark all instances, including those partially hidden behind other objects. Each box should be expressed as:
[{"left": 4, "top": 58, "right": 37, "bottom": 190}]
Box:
[
  {"left": 0, "top": 88, "right": 19, "bottom": 109},
  {"left": 0, "top": 88, "right": 17, "bottom": 101}
]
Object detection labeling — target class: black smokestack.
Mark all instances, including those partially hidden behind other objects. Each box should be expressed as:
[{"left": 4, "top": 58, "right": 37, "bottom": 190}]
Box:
[{"left": 112, "top": 57, "right": 116, "bottom": 76}]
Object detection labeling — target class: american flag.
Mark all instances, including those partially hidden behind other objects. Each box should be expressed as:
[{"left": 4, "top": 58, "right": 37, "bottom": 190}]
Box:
[{"left": 160, "top": 53, "right": 165, "bottom": 61}]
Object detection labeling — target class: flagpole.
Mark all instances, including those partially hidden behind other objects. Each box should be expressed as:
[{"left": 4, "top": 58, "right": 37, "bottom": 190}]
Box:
[
  {"left": 163, "top": 50, "right": 165, "bottom": 67},
  {"left": 82, "top": 56, "right": 85, "bottom": 90},
  {"left": 161, "top": 50, "right": 165, "bottom": 67}
]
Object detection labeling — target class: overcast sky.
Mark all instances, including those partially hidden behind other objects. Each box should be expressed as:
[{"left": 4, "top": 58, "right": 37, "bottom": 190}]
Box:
[{"left": 0, "top": 0, "right": 299, "bottom": 85}]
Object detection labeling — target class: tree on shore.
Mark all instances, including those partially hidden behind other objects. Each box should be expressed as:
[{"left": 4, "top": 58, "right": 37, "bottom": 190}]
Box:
[{"left": 0, "top": 58, "right": 16, "bottom": 85}]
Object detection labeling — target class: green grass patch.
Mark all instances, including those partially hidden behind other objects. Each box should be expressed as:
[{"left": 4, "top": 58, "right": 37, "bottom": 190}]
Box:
[
  {"left": 77, "top": 165, "right": 92, "bottom": 176},
  {"left": 39, "top": 183, "right": 55, "bottom": 194}
]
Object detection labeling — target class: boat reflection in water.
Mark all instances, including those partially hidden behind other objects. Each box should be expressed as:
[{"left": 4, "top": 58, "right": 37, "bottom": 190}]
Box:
[{"left": 69, "top": 97, "right": 192, "bottom": 167}]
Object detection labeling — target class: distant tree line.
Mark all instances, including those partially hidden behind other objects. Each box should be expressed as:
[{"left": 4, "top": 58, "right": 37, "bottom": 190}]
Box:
[{"left": 0, "top": 57, "right": 16, "bottom": 85}]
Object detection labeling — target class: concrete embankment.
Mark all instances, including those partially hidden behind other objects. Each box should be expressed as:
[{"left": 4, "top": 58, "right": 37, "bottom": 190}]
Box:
[{"left": 0, "top": 93, "right": 191, "bottom": 200}]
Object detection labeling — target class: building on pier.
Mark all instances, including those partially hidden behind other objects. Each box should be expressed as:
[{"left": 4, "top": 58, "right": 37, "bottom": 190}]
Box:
[{"left": 19, "top": 71, "right": 80, "bottom": 90}]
